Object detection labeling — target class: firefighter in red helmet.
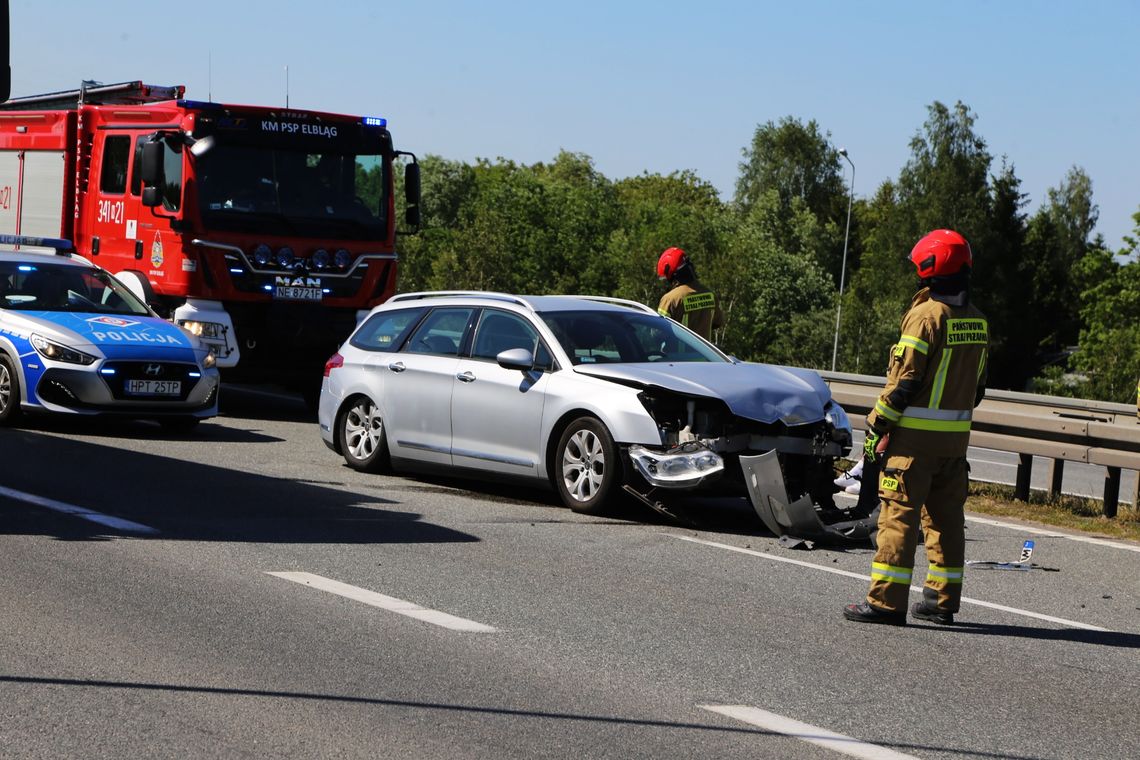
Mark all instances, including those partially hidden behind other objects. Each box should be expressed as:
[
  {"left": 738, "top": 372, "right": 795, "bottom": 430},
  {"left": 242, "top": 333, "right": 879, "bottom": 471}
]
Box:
[
  {"left": 656, "top": 247, "right": 724, "bottom": 342},
  {"left": 844, "top": 229, "right": 988, "bottom": 626}
]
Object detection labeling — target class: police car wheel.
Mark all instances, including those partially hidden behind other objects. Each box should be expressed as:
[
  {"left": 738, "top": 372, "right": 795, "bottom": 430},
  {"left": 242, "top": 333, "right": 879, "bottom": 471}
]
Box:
[
  {"left": 0, "top": 354, "right": 22, "bottom": 424},
  {"left": 338, "top": 395, "right": 390, "bottom": 473}
]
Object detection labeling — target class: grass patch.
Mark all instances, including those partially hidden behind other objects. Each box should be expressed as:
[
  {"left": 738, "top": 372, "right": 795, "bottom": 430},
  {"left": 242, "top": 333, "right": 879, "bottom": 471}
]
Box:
[{"left": 966, "top": 482, "right": 1140, "bottom": 542}]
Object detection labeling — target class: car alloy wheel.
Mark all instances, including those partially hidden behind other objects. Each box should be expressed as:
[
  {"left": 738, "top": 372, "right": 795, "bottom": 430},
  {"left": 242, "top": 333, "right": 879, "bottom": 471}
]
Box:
[
  {"left": 555, "top": 416, "right": 618, "bottom": 513},
  {"left": 339, "top": 395, "right": 390, "bottom": 472}
]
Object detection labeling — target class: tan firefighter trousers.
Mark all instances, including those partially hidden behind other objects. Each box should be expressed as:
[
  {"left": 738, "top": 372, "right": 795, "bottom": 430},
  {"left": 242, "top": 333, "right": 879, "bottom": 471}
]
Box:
[{"left": 867, "top": 454, "right": 968, "bottom": 614}]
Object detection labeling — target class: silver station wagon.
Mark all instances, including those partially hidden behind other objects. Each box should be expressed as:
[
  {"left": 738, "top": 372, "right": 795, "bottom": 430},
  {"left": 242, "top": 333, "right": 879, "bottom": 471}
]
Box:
[{"left": 318, "top": 291, "right": 872, "bottom": 542}]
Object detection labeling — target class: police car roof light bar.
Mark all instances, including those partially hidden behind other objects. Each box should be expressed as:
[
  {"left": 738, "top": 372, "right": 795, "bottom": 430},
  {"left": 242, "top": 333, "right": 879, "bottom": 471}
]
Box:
[{"left": 0, "top": 234, "right": 75, "bottom": 255}]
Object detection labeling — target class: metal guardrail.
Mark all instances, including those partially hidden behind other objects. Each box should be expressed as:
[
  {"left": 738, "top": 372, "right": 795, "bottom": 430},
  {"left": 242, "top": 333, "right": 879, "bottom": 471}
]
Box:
[{"left": 818, "top": 370, "right": 1140, "bottom": 517}]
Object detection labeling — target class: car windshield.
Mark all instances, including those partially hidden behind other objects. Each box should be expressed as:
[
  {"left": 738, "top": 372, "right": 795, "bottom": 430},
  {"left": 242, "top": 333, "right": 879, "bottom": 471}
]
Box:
[
  {"left": 0, "top": 261, "right": 151, "bottom": 315},
  {"left": 539, "top": 309, "right": 728, "bottom": 365}
]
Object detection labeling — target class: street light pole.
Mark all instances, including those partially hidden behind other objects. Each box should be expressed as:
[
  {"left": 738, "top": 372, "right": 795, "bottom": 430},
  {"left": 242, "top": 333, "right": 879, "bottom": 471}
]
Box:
[{"left": 830, "top": 148, "right": 855, "bottom": 372}]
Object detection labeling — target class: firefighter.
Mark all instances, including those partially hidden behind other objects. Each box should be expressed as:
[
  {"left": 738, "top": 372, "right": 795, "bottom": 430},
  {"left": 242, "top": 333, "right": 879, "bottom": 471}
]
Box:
[
  {"left": 843, "top": 229, "right": 988, "bottom": 626},
  {"left": 656, "top": 247, "right": 724, "bottom": 342}
]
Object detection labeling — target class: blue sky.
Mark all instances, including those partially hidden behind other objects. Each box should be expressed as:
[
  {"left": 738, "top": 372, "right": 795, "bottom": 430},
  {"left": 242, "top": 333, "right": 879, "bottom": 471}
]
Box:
[{"left": 12, "top": 1, "right": 1140, "bottom": 251}]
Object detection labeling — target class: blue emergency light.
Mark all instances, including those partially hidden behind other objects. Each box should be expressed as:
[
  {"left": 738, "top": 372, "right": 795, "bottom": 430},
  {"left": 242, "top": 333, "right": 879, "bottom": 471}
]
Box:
[{"left": 362, "top": 116, "right": 387, "bottom": 128}]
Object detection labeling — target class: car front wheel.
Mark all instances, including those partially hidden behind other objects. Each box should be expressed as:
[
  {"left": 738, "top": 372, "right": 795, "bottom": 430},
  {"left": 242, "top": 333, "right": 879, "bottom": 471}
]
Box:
[
  {"left": 0, "top": 354, "right": 22, "bottom": 424},
  {"left": 554, "top": 416, "right": 619, "bottom": 514},
  {"left": 338, "top": 396, "right": 390, "bottom": 473}
]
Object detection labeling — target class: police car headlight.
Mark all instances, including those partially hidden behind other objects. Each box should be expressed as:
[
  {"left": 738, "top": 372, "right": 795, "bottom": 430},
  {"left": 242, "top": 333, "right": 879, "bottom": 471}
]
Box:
[{"left": 30, "top": 333, "right": 97, "bottom": 365}]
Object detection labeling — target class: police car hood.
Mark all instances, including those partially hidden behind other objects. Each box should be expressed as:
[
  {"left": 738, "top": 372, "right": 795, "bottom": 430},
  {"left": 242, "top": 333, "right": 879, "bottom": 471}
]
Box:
[
  {"left": 16, "top": 312, "right": 197, "bottom": 360},
  {"left": 573, "top": 361, "right": 832, "bottom": 426}
]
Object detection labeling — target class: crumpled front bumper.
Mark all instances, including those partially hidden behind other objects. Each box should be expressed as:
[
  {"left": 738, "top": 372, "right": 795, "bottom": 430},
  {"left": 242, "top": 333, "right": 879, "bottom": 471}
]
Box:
[{"left": 739, "top": 450, "right": 878, "bottom": 546}]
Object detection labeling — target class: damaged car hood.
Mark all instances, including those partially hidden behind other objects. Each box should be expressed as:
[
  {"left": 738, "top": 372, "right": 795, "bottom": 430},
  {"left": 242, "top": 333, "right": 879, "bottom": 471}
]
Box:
[{"left": 573, "top": 362, "right": 833, "bottom": 426}]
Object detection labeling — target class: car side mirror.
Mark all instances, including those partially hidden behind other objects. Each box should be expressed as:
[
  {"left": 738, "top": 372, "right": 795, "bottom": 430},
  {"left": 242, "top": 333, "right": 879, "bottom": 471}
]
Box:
[{"left": 496, "top": 347, "right": 534, "bottom": 371}]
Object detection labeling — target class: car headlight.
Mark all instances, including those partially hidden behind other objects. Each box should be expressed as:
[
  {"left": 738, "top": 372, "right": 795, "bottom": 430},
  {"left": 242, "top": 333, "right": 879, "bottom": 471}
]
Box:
[
  {"left": 202, "top": 348, "right": 217, "bottom": 369},
  {"left": 30, "top": 333, "right": 97, "bottom": 365},
  {"left": 629, "top": 443, "right": 724, "bottom": 488}
]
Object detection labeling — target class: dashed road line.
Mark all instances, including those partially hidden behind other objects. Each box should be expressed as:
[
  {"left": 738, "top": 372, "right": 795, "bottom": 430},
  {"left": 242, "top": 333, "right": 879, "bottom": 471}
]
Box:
[
  {"left": 701, "top": 705, "right": 920, "bottom": 759},
  {"left": 667, "top": 534, "right": 1109, "bottom": 632},
  {"left": 0, "top": 485, "right": 158, "bottom": 535},
  {"left": 267, "top": 571, "right": 497, "bottom": 632}
]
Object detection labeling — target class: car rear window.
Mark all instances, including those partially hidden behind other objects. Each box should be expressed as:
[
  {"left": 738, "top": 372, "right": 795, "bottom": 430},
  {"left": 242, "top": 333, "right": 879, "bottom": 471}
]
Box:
[{"left": 350, "top": 307, "right": 425, "bottom": 352}]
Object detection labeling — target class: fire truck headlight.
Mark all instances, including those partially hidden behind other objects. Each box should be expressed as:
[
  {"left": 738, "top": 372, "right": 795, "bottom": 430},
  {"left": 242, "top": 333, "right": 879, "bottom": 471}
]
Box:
[
  {"left": 179, "top": 320, "right": 226, "bottom": 340},
  {"left": 311, "top": 248, "right": 330, "bottom": 269},
  {"left": 30, "top": 333, "right": 97, "bottom": 365},
  {"left": 334, "top": 248, "right": 351, "bottom": 268},
  {"left": 202, "top": 349, "right": 217, "bottom": 369},
  {"left": 276, "top": 247, "right": 295, "bottom": 268},
  {"left": 253, "top": 243, "right": 272, "bottom": 267}
]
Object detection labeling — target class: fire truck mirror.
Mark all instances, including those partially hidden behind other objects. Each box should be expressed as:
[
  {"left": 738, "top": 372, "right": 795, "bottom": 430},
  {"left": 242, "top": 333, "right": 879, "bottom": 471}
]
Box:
[
  {"left": 140, "top": 141, "right": 165, "bottom": 207},
  {"left": 404, "top": 162, "right": 421, "bottom": 205},
  {"left": 405, "top": 205, "right": 421, "bottom": 228}
]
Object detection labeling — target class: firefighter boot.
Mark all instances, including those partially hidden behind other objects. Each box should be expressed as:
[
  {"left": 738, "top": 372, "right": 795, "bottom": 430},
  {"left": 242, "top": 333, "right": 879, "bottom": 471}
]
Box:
[
  {"left": 842, "top": 601, "right": 907, "bottom": 626},
  {"left": 910, "top": 588, "right": 954, "bottom": 625}
]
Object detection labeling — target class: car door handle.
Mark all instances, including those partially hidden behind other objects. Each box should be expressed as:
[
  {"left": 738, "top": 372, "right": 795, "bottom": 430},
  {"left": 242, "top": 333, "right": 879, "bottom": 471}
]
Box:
[
  {"left": 388, "top": 361, "right": 406, "bottom": 372},
  {"left": 456, "top": 371, "right": 476, "bottom": 383}
]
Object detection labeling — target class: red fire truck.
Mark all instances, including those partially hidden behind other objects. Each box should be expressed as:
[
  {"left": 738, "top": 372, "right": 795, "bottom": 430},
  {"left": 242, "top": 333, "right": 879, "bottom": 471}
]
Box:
[{"left": 0, "top": 80, "right": 420, "bottom": 401}]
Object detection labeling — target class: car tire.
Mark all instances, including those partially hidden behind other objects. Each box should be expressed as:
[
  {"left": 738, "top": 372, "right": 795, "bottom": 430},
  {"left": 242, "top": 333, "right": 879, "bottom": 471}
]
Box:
[
  {"left": 0, "top": 353, "right": 22, "bottom": 425},
  {"left": 554, "top": 416, "right": 619, "bottom": 514},
  {"left": 337, "top": 395, "right": 390, "bottom": 473}
]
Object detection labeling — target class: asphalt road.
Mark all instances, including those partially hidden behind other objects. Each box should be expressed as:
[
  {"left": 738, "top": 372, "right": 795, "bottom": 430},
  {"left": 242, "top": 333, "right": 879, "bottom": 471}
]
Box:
[{"left": 1, "top": 387, "right": 1137, "bottom": 759}]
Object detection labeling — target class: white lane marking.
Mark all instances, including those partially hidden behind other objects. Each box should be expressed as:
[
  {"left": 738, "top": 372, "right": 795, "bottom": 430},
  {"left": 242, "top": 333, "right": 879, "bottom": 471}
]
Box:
[
  {"left": 701, "top": 705, "right": 919, "bottom": 760},
  {"left": 267, "top": 571, "right": 497, "bottom": 632},
  {"left": 0, "top": 485, "right": 158, "bottom": 535},
  {"left": 667, "top": 535, "right": 1109, "bottom": 632},
  {"left": 964, "top": 515, "right": 1140, "bottom": 554}
]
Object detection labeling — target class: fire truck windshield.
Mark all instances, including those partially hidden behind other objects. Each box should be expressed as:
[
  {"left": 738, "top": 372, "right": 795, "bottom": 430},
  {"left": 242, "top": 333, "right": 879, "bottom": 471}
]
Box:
[{"left": 196, "top": 145, "right": 389, "bottom": 240}]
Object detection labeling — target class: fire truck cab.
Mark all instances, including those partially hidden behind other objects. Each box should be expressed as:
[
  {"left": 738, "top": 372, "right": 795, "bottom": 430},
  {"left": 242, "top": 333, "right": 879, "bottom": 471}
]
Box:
[{"left": 0, "top": 80, "right": 420, "bottom": 400}]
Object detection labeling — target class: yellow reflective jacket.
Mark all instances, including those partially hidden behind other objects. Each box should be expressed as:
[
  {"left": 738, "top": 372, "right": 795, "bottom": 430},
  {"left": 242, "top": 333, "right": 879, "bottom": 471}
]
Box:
[
  {"left": 657, "top": 280, "right": 725, "bottom": 341},
  {"left": 866, "top": 288, "right": 989, "bottom": 458}
]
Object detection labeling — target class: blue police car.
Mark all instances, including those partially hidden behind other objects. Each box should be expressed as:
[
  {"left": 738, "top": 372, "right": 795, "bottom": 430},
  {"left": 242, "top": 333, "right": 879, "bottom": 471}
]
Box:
[{"left": 0, "top": 236, "right": 219, "bottom": 430}]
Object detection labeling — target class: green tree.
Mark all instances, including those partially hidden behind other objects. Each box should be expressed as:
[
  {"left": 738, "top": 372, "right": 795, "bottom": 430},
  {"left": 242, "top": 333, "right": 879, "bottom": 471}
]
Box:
[
  {"left": 1066, "top": 209, "right": 1140, "bottom": 401},
  {"left": 734, "top": 117, "right": 850, "bottom": 282},
  {"left": 844, "top": 101, "right": 1000, "bottom": 375}
]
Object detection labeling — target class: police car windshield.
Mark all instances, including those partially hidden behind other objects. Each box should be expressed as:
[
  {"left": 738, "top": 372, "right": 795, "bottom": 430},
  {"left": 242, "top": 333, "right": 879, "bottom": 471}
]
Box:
[
  {"left": 539, "top": 310, "right": 727, "bottom": 365},
  {"left": 0, "top": 262, "right": 151, "bottom": 315}
]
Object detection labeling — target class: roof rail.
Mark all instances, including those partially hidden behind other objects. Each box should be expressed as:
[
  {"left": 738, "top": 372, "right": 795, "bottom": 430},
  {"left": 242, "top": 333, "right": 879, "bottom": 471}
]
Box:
[
  {"left": 389, "top": 290, "right": 536, "bottom": 310},
  {"left": 0, "top": 234, "right": 74, "bottom": 255},
  {"left": 0, "top": 80, "right": 184, "bottom": 111},
  {"left": 543, "top": 295, "right": 657, "bottom": 315}
]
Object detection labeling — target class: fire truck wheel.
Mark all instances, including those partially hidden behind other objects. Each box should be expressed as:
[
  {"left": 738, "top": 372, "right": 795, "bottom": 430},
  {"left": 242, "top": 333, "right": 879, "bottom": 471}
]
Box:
[
  {"left": 0, "top": 354, "right": 22, "bottom": 424},
  {"left": 337, "top": 395, "right": 390, "bottom": 473}
]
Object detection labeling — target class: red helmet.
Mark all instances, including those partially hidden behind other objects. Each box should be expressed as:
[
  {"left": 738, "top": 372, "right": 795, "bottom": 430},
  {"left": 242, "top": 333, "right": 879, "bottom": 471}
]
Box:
[
  {"left": 909, "top": 229, "right": 972, "bottom": 278},
  {"left": 657, "top": 247, "right": 688, "bottom": 280}
]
